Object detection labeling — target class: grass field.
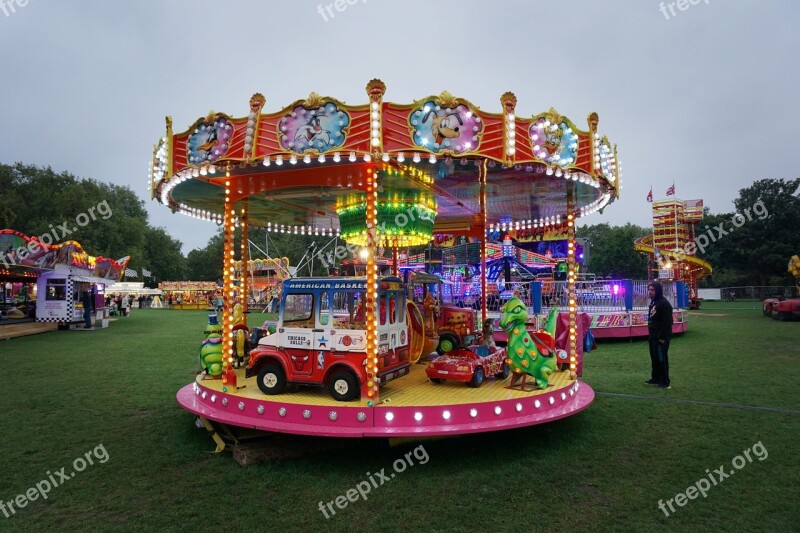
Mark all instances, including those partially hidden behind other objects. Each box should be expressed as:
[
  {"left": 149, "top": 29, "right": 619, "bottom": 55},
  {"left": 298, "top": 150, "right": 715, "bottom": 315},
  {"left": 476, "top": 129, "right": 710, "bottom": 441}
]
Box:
[{"left": 1, "top": 308, "right": 798, "bottom": 531}]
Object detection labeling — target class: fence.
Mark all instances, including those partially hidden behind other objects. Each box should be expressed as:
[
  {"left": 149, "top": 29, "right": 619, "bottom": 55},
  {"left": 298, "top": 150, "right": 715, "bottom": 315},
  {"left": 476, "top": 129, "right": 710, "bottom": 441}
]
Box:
[
  {"left": 451, "top": 279, "right": 680, "bottom": 315},
  {"left": 699, "top": 286, "right": 796, "bottom": 311}
]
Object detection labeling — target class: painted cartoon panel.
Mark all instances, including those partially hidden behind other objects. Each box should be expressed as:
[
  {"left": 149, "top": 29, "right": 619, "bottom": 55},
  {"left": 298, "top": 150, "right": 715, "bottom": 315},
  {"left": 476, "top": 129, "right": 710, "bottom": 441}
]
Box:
[
  {"left": 408, "top": 99, "right": 483, "bottom": 154},
  {"left": 529, "top": 114, "right": 579, "bottom": 167},
  {"left": 278, "top": 103, "right": 350, "bottom": 154},
  {"left": 187, "top": 117, "right": 233, "bottom": 165}
]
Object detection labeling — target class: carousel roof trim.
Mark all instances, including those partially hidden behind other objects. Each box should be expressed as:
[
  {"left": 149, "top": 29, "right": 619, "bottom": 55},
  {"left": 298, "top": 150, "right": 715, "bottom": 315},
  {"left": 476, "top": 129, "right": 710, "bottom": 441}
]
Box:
[{"left": 150, "top": 81, "right": 621, "bottom": 237}]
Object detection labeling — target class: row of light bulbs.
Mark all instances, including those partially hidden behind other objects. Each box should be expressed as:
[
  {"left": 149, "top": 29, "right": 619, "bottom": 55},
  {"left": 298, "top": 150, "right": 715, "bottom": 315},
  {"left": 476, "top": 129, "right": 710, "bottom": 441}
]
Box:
[
  {"left": 488, "top": 215, "right": 563, "bottom": 233},
  {"left": 580, "top": 192, "right": 613, "bottom": 217}
]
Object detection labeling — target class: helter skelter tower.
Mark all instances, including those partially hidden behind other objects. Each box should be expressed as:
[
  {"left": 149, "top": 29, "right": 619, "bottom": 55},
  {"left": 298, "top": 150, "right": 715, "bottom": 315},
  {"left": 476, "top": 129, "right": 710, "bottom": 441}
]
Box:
[{"left": 635, "top": 198, "right": 712, "bottom": 306}]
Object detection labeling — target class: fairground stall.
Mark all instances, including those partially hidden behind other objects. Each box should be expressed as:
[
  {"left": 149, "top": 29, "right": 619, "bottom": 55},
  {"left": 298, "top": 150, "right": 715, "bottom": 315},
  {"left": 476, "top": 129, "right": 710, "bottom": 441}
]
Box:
[
  {"left": 159, "top": 281, "right": 217, "bottom": 310},
  {"left": 0, "top": 230, "right": 44, "bottom": 323},
  {"left": 106, "top": 281, "right": 163, "bottom": 308},
  {"left": 151, "top": 82, "right": 621, "bottom": 441},
  {"left": 35, "top": 241, "right": 127, "bottom": 327}
]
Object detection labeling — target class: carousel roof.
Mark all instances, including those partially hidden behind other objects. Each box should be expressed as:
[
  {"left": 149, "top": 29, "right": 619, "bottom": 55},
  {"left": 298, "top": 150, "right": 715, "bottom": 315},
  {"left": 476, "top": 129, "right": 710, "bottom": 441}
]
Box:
[{"left": 151, "top": 81, "right": 621, "bottom": 240}]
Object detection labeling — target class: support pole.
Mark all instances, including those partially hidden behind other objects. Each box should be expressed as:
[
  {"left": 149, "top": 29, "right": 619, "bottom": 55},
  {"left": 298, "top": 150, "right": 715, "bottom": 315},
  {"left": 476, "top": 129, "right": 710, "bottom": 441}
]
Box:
[
  {"left": 566, "top": 187, "right": 578, "bottom": 380},
  {"left": 240, "top": 204, "right": 249, "bottom": 314},
  {"left": 364, "top": 78, "right": 386, "bottom": 407},
  {"left": 392, "top": 238, "right": 398, "bottom": 277},
  {"left": 221, "top": 175, "right": 236, "bottom": 389},
  {"left": 364, "top": 165, "right": 380, "bottom": 406},
  {"left": 480, "top": 159, "right": 488, "bottom": 323}
]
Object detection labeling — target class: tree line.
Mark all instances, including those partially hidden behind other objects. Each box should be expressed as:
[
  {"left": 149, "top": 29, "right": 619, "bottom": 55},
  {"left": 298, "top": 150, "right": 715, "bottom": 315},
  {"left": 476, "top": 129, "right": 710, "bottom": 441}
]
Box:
[{"left": 3, "top": 164, "right": 797, "bottom": 288}]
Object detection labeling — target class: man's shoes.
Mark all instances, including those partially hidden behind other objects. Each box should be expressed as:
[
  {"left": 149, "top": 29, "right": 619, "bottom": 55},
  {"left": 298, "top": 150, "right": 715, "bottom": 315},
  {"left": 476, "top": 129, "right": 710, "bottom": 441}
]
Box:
[
  {"left": 644, "top": 379, "right": 658, "bottom": 385},
  {"left": 656, "top": 384, "right": 671, "bottom": 389}
]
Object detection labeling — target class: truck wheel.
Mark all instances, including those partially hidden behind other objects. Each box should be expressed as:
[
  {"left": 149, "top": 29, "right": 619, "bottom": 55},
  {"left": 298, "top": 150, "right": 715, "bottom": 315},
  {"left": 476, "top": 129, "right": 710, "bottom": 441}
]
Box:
[
  {"left": 329, "top": 371, "right": 359, "bottom": 402},
  {"left": 495, "top": 362, "right": 510, "bottom": 379},
  {"left": 469, "top": 367, "right": 485, "bottom": 388},
  {"left": 257, "top": 364, "right": 286, "bottom": 395},
  {"left": 437, "top": 334, "right": 458, "bottom": 355}
]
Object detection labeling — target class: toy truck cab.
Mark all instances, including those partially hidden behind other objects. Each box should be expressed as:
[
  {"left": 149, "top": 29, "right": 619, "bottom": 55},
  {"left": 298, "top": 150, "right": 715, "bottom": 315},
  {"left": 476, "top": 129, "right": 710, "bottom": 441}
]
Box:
[{"left": 247, "top": 276, "right": 411, "bottom": 401}]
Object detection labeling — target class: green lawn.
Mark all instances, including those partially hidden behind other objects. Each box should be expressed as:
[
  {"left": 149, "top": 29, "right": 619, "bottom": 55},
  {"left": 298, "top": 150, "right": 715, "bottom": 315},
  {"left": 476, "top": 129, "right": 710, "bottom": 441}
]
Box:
[
  {"left": 697, "top": 299, "right": 766, "bottom": 312},
  {"left": 1, "top": 308, "right": 798, "bottom": 531}
]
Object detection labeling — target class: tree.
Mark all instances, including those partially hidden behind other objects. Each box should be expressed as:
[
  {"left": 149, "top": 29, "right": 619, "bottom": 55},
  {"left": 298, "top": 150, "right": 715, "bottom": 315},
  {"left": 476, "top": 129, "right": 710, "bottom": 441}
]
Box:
[
  {"left": 699, "top": 178, "right": 800, "bottom": 287},
  {"left": 186, "top": 232, "right": 223, "bottom": 281},
  {"left": 142, "top": 227, "right": 187, "bottom": 285},
  {"left": 0, "top": 163, "right": 184, "bottom": 280},
  {"left": 577, "top": 223, "right": 651, "bottom": 279},
  {"left": 730, "top": 178, "right": 800, "bottom": 285}
]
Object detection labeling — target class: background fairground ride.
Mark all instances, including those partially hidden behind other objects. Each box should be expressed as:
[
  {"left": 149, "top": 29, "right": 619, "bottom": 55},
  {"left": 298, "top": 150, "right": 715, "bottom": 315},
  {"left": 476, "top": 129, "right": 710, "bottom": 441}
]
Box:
[
  {"left": 339, "top": 232, "right": 688, "bottom": 340},
  {"left": 233, "top": 257, "right": 291, "bottom": 309},
  {"left": 634, "top": 197, "right": 712, "bottom": 309},
  {"left": 151, "top": 82, "right": 622, "bottom": 438}
]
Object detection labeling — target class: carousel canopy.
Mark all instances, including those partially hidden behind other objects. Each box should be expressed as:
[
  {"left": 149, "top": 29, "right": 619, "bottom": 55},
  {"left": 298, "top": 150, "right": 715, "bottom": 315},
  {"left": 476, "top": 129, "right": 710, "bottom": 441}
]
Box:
[{"left": 151, "top": 81, "right": 620, "bottom": 243}]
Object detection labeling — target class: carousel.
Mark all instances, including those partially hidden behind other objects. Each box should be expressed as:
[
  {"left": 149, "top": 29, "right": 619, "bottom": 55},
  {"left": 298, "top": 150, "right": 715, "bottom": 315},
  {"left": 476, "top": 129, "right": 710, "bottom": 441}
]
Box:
[{"left": 151, "top": 81, "right": 620, "bottom": 440}]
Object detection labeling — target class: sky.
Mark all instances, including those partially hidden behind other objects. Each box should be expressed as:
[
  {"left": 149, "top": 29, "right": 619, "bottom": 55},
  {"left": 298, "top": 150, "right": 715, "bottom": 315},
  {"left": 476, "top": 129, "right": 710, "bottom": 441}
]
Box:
[{"left": 1, "top": 0, "right": 798, "bottom": 254}]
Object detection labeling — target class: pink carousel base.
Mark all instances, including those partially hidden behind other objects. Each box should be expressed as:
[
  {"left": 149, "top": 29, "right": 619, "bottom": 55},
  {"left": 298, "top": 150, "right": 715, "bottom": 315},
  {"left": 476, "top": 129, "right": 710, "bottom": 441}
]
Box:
[{"left": 176, "top": 366, "right": 594, "bottom": 438}]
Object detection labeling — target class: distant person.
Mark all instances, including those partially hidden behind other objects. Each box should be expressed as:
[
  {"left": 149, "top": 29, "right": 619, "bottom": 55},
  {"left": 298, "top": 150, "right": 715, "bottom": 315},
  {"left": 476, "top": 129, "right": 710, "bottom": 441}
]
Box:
[
  {"left": 121, "top": 294, "right": 130, "bottom": 317},
  {"left": 82, "top": 290, "right": 94, "bottom": 329},
  {"left": 644, "top": 281, "right": 673, "bottom": 389}
]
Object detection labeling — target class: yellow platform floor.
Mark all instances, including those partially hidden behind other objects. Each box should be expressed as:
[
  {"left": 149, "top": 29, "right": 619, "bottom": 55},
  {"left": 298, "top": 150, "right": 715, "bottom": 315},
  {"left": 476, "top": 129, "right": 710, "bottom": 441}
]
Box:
[{"left": 198, "top": 360, "right": 574, "bottom": 407}]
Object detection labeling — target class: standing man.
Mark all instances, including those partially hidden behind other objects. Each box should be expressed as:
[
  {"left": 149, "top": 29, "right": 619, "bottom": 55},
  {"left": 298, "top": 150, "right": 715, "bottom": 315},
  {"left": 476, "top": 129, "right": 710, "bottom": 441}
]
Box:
[
  {"left": 82, "top": 289, "right": 94, "bottom": 330},
  {"left": 645, "top": 281, "right": 673, "bottom": 389}
]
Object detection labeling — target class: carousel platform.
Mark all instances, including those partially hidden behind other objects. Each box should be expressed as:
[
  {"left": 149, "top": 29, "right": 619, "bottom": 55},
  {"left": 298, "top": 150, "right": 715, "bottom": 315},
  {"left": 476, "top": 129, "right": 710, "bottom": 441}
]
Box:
[{"left": 177, "top": 362, "right": 594, "bottom": 438}]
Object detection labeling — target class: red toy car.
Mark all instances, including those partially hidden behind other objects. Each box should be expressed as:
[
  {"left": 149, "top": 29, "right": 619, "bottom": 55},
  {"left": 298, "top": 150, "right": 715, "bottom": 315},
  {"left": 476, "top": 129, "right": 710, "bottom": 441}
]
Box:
[
  {"left": 425, "top": 345, "right": 509, "bottom": 387},
  {"left": 763, "top": 297, "right": 800, "bottom": 321}
]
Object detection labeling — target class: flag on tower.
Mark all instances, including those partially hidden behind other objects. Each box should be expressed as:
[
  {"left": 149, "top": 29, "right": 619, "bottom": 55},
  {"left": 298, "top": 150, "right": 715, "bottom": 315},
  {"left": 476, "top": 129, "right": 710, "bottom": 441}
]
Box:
[
  {"left": 646, "top": 187, "right": 653, "bottom": 203},
  {"left": 142, "top": 268, "right": 152, "bottom": 278},
  {"left": 666, "top": 183, "right": 676, "bottom": 196},
  {"left": 124, "top": 268, "right": 138, "bottom": 278}
]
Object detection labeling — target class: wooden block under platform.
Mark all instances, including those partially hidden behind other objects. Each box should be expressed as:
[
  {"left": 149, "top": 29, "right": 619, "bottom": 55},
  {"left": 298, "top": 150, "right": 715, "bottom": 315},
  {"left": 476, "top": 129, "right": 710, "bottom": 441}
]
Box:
[{"left": 232, "top": 434, "right": 353, "bottom": 466}]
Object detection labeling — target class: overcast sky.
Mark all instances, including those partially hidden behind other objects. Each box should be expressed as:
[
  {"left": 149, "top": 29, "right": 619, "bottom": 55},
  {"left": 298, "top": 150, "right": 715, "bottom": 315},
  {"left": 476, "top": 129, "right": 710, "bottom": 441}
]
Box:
[{"left": 2, "top": 0, "right": 798, "bottom": 254}]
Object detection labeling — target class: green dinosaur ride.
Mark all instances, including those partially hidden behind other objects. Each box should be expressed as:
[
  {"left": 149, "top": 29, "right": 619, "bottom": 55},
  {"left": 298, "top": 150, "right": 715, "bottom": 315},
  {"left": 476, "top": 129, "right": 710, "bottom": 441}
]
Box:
[{"left": 499, "top": 297, "right": 558, "bottom": 389}]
